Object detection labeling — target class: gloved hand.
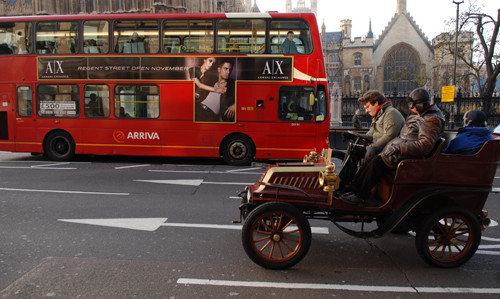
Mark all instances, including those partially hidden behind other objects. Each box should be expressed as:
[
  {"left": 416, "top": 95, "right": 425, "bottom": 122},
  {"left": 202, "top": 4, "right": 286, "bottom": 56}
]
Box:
[
  {"left": 342, "top": 132, "right": 355, "bottom": 141},
  {"left": 384, "top": 145, "right": 400, "bottom": 156}
]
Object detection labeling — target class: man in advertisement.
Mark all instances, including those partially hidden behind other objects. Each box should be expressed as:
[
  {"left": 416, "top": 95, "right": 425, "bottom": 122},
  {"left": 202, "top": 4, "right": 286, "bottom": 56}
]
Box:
[{"left": 195, "top": 58, "right": 235, "bottom": 122}]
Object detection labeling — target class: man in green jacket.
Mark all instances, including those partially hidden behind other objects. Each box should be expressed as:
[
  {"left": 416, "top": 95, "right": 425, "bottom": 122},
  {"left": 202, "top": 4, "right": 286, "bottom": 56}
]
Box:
[
  {"left": 339, "top": 90, "right": 404, "bottom": 188},
  {"left": 360, "top": 90, "right": 405, "bottom": 159}
]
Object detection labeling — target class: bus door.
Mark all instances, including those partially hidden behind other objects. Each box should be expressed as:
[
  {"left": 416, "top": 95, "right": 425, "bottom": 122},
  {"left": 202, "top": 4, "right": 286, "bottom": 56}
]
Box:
[
  {"left": 13, "top": 85, "right": 37, "bottom": 152},
  {"left": 0, "top": 84, "right": 15, "bottom": 151}
]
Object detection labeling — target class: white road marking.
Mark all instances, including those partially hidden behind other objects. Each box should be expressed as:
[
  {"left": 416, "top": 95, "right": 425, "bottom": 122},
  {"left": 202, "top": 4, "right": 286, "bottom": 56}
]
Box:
[
  {"left": 476, "top": 250, "right": 500, "bottom": 255},
  {"left": 115, "top": 164, "right": 151, "bottom": 170},
  {"left": 0, "top": 187, "right": 128, "bottom": 196},
  {"left": 488, "top": 219, "right": 499, "bottom": 227},
  {"left": 135, "top": 179, "right": 252, "bottom": 186},
  {"left": 161, "top": 223, "right": 329, "bottom": 234},
  {"left": 482, "top": 236, "right": 500, "bottom": 241},
  {"left": 135, "top": 179, "right": 204, "bottom": 186},
  {"left": 0, "top": 165, "right": 77, "bottom": 170},
  {"left": 149, "top": 170, "right": 262, "bottom": 175},
  {"left": 176, "top": 278, "right": 500, "bottom": 294},
  {"left": 226, "top": 167, "right": 262, "bottom": 173},
  {"left": 478, "top": 244, "right": 500, "bottom": 249},
  {"left": 58, "top": 218, "right": 168, "bottom": 231},
  {"left": 33, "top": 162, "right": 71, "bottom": 167},
  {"left": 56, "top": 217, "right": 329, "bottom": 234}
]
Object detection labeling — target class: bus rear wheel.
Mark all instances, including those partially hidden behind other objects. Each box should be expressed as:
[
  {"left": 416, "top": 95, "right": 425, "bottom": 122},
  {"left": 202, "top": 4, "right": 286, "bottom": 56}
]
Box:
[
  {"left": 221, "top": 134, "right": 255, "bottom": 166},
  {"left": 44, "top": 131, "right": 75, "bottom": 161}
]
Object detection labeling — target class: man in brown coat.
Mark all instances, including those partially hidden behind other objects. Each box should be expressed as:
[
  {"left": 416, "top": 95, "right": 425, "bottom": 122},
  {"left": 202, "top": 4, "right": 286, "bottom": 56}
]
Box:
[{"left": 341, "top": 88, "right": 445, "bottom": 206}]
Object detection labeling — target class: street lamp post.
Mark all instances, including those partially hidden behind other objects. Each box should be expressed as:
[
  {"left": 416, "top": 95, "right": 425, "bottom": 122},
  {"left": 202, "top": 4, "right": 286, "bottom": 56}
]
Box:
[{"left": 452, "top": 0, "right": 464, "bottom": 86}]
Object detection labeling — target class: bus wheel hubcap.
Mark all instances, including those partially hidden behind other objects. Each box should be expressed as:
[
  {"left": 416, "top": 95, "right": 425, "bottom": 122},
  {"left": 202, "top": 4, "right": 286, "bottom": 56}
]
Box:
[{"left": 230, "top": 142, "right": 246, "bottom": 159}]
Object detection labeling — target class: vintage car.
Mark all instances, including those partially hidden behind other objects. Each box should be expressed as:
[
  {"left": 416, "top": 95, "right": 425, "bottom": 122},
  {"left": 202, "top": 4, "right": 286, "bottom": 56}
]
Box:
[{"left": 237, "top": 137, "right": 500, "bottom": 269}]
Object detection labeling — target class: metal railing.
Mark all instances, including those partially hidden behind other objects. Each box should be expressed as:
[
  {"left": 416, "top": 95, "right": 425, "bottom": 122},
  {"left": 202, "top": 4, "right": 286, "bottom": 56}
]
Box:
[{"left": 340, "top": 95, "right": 500, "bottom": 130}]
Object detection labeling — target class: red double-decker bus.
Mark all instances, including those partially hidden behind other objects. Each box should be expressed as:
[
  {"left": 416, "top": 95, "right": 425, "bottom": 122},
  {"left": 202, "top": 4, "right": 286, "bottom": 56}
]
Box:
[{"left": 0, "top": 12, "right": 329, "bottom": 165}]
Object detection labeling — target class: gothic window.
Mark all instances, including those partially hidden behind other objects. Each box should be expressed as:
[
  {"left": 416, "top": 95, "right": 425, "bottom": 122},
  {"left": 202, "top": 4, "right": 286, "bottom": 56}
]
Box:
[
  {"left": 383, "top": 44, "right": 420, "bottom": 94},
  {"left": 441, "top": 71, "right": 450, "bottom": 87},
  {"left": 354, "top": 53, "right": 361, "bottom": 65}
]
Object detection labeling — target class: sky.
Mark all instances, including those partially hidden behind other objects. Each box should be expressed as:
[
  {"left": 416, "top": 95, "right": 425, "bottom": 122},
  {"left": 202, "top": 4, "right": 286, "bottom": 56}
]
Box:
[{"left": 255, "top": 0, "right": 499, "bottom": 40}]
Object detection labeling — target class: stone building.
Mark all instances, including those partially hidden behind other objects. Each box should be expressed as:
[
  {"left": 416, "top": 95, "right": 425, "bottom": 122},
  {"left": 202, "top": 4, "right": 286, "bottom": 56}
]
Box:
[
  {"left": 322, "top": 0, "right": 473, "bottom": 125},
  {"left": 432, "top": 31, "right": 474, "bottom": 94},
  {"left": 0, "top": 0, "right": 254, "bottom": 15},
  {"left": 286, "top": 0, "right": 316, "bottom": 15}
]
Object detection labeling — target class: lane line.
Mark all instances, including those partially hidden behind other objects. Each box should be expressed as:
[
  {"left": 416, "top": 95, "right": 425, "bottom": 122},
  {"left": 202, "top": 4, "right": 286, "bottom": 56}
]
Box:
[
  {"left": 32, "top": 162, "right": 71, "bottom": 168},
  {"left": 203, "top": 181, "right": 254, "bottom": 185},
  {"left": 177, "top": 278, "right": 500, "bottom": 294},
  {"left": 476, "top": 250, "right": 500, "bottom": 255},
  {"left": 479, "top": 244, "right": 500, "bottom": 249},
  {"left": 161, "top": 222, "right": 329, "bottom": 234},
  {"left": 226, "top": 167, "right": 263, "bottom": 173},
  {"left": 0, "top": 166, "right": 77, "bottom": 170},
  {"left": 482, "top": 236, "right": 500, "bottom": 242},
  {"left": 0, "top": 187, "right": 129, "bottom": 196},
  {"left": 115, "top": 164, "right": 150, "bottom": 170},
  {"left": 149, "top": 170, "right": 262, "bottom": 175}
]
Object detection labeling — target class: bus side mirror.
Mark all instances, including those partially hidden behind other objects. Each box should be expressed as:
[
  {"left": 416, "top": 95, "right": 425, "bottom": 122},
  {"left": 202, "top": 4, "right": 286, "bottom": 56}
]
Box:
[{"left": 309, "top": 92, "right": 316, "bottom": 106}]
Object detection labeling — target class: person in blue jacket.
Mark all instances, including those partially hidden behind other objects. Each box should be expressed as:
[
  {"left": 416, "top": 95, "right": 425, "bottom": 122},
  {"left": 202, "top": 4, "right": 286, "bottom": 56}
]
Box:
[{"left": 443, "top": 110, "right": 493, "bottom": 155}]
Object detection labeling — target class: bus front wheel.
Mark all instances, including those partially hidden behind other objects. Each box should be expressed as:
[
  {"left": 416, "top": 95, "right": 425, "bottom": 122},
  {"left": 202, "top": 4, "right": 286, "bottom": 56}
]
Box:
[
  {"left": 221, "top": 134, "right": 255, "bottom": 166},
  {"left": 44, "top": 131, "right": 75, "bottom": 161}
]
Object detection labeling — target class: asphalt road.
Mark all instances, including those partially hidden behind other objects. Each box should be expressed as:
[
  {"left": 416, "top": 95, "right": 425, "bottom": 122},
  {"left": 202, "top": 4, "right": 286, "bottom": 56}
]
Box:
[{"left": 0, "top": 152, "right": 499, "bottom": 298}]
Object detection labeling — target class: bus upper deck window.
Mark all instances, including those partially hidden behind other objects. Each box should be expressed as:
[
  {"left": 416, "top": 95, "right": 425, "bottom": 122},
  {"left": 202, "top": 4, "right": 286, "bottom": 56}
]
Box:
[
  {"left": 36, "top": 22, "right": 78, "bottom": 54},
  {"left": 114, "top": 20, "right": 159, "bottom": 54},
  {"left": 0, "top": 22, "right": 32, "bottom": 55},
  {"left": 84, "top": 21, "right": 109, "bottom": 54},
  {"left": 163, "top": 19, "right": 214, "bottom": 54},
  {"left": 270, "top": 19, "right": 312, "bottom": 55},
  {"left": 217, "top": 19, "right": 265, "bottom": 54}
]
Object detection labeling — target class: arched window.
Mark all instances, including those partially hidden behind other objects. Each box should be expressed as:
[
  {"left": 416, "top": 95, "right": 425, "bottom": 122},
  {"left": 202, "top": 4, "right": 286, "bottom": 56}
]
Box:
[
  {"left": 364, "top": 75, "right": 370, "bottom": 91},
  {"left": 344, "top": 75, "right": 351, "bottom": 95},
  {"left": 383, "top": 44, "right": 420, "bottom": 94}
]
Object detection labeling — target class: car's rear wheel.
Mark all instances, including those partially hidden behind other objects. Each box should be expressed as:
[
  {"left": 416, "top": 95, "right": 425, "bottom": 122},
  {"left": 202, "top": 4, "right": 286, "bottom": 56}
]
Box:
[{"left": 415, "top": 207, "right": 481, "bottom": 268}]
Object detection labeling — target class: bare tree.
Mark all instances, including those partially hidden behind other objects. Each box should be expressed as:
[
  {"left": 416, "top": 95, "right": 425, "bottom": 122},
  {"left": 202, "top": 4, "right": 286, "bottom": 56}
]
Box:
[{"left": 455, "top": 4, "right": 499, "bottom": 113}]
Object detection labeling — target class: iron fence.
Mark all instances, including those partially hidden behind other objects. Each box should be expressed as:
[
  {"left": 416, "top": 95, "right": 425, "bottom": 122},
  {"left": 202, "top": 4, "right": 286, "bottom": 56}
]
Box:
[{"left": 340, "top": 95, "right": 500, "bottom": 130}]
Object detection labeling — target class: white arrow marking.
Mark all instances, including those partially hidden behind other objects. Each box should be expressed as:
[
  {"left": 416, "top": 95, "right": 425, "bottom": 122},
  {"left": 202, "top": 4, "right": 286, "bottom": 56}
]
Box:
[
  {"left": 58, "top": 218, "right": 168, "bottom": 231},
  {"left": 134, "top": 179, "right": 252, "bottom": 186},
  {"left": 57, "top": 218, "right": 329, "bottom": 234},
  {"left": 489, "top": 219, "right": 499, "bottom": 227}
]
